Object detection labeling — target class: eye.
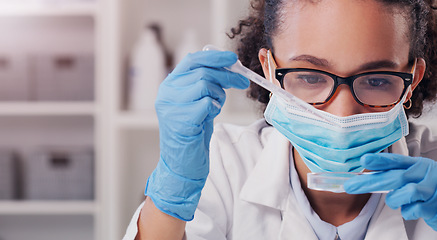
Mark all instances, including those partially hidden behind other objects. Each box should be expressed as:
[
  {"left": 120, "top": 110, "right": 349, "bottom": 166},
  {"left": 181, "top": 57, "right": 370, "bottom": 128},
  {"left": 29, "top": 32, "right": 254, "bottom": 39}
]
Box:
[
  {"left": 297, "top": 74, "right": 327, "bottom": 84},
  {"left": 366, "top": 78, "right": 391, "bottom": 87}
]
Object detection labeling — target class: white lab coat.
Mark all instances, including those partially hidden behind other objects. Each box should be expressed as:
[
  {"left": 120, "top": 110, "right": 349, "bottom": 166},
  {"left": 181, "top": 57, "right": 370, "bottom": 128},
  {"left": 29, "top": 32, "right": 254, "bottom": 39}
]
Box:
[{"left": 123, "top": 119, "right": 437, "bottom": 240}]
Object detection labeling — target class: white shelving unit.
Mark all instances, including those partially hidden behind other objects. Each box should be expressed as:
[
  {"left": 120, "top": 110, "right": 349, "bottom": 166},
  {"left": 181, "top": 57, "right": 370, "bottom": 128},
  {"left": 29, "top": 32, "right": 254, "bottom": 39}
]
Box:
[
  {"left": 0, "top": 0, "right": 259, "bottom": 239},
  {"left": 0, "top": 1, "right": 98, "bottom": 240}
]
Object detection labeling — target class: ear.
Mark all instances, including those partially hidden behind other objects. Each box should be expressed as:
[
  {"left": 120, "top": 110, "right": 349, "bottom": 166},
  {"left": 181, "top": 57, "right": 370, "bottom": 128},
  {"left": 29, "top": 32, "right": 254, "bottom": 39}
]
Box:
[
  {"left": 405, "top": 58, "right": 426, "bottom": 100},
  {"left": 258, "top": 48, "right": 281, "bottom": 86},
  {"left": 258, "top": 48, "right": 271, "bottom": 80}
]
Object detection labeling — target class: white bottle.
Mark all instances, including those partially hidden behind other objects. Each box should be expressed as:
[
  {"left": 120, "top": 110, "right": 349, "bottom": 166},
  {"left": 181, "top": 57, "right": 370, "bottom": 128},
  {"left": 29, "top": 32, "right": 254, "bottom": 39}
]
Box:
[
  {"left": 173, "top": 28, "right": 201, "bottom": 68},
  {"left": 128, "top": 25, "right": 167, "bottom": 112}
]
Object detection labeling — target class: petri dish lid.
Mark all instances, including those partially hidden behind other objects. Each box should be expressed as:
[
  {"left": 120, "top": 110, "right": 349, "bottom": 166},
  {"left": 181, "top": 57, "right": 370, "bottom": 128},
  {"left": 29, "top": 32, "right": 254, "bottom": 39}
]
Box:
[{"left": 307, "top": 172, "right": 372, "bottom": 193}]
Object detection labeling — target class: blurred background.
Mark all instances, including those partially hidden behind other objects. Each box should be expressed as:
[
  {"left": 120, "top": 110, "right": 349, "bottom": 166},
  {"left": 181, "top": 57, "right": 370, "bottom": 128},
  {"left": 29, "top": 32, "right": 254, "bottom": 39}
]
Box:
[{"left": 0, "top": 0, "right": 434, "bottom": 240}]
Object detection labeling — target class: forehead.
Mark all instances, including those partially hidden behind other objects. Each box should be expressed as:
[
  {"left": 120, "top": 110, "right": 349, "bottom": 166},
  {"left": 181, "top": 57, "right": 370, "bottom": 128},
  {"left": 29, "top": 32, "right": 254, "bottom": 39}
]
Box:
[{"left": 273, "top": 0, "right": 411, "bottom": 72}]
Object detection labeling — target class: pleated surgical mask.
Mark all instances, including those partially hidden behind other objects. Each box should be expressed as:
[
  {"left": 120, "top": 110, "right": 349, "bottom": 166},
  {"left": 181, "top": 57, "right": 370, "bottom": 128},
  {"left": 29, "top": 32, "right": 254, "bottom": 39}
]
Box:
[{"left": 264, "top": 93, "right": 409, "bottom": 173}]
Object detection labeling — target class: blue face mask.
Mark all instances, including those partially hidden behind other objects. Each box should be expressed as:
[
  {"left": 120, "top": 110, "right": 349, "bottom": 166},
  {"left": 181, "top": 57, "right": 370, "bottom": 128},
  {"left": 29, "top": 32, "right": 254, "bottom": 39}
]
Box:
[{"left": 264, "top": 94, "right": 409, "bottom": 173}]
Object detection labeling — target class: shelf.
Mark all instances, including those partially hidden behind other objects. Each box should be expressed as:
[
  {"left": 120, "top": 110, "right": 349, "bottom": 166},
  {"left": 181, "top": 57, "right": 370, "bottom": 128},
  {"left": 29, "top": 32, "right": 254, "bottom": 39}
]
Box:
[
  {"left": 117, "top": 111, "right": 159, "bottom": 129},
  {"left": 0, "top": 102, "right": 95, "bottom": 116},
  {"left": 0, "top": 2, "right": 97, "bottom": 17},
  {"left": 117, "top": 110, "right": 260, "bottom": 130},
  {"left": 0, "top": 200, "right": 96, "bottom": 215}
]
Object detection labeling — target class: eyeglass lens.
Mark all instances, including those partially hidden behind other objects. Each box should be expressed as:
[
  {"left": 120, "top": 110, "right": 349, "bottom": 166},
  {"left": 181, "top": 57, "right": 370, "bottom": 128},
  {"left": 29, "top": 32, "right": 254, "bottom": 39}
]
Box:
[{"left": 282, "top": 71, "right": 405, "bottom": 106}]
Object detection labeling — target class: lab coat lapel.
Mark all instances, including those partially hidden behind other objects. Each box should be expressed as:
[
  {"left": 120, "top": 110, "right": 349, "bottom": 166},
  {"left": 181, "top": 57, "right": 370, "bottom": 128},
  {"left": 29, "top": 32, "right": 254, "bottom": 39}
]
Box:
[
  {"left": 278, "top": 194, "right": 318, "bottom": 240},
  {"left": 239, "top": 129, "right": 317, "bottom": 239},
  {"left": 364, "top": 195, "right": 409, "bottom": 240},
  {"left": 365, "top": 137, "right": 410, "bottom": 240},
  {"left": 239, "top": 129, "right": 291, "bottom": 210},
  {"left": 390, "top": 136, "right": 409, "bottom": 156}
]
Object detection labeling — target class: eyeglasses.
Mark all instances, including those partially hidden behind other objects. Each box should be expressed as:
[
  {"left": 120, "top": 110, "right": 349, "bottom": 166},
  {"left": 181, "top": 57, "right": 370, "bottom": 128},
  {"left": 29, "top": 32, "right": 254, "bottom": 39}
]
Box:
[{"left": 275, "top": 68, "right": 413, "bottom": 108}]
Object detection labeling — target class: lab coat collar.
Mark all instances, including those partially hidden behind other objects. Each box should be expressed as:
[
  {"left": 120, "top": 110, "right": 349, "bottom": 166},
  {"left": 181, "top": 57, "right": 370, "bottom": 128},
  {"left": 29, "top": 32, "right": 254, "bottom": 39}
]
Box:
[
  {"left": 364, "top": 194, "right": 409, "bottom": 240},
  {"left": 390, "top": 136, "right": 409, "bottom": 156},
  {"left": 239, "top": 128, "right": 291, "bottom": 211}
]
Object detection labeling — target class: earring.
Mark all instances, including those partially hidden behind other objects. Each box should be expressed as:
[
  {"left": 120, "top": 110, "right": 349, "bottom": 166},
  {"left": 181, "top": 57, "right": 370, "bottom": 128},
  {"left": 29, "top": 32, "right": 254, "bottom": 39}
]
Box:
[
  {"left": 404, "top": 99, "right": 412, "bottom": 109},
  {"left": 269, "top": 92, "right": 273, "bottom": 98}
]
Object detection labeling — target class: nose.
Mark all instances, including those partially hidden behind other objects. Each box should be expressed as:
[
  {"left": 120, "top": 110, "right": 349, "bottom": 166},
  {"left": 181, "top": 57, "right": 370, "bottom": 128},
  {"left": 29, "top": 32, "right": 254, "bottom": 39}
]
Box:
[{"left": 317, "top": 85, "right": 365, "bottom": 117}]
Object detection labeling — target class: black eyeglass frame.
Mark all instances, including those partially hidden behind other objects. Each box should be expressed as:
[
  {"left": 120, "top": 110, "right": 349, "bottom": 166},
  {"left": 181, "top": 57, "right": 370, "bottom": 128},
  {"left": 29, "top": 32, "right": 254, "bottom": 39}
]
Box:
[{"left": 275, "top": 68, "right": 413, "bottom": 108}]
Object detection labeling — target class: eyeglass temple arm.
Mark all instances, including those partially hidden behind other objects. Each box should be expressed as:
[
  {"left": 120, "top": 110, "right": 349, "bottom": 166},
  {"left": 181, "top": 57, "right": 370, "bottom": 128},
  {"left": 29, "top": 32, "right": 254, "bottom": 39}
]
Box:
[{"left": 410, "top": 58, "right": 417, "bottom": 75}]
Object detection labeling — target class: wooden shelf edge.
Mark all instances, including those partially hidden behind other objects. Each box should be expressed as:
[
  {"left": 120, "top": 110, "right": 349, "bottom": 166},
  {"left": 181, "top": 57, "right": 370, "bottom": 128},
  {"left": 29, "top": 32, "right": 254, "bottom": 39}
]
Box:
[
  {"left": 116, "top": 110, "right": 261, "bottom": 130},
  {"left": 0, "top": 200, "right": 96, "bottom": 215},
  {"left": 0, "top": 102, "right": 95, "bottom": 116}
]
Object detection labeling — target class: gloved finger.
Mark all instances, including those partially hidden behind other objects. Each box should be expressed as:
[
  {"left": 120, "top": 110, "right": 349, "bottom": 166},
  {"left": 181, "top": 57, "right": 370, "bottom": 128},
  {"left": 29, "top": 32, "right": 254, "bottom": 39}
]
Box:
[
  {"left": 157, "top": 97, "right": 222, "bottom": 135},
  {"left": 161, "top": 97, "right": 222, "bottom": 125},
  {"left": 204, "top": 118, "right": 214, "bottom": 151},
  {"left": 360, "top": 153, "right": 418, "bottom": 171},
  {"left": 400, "top": 190, "right": 437, "bottom": 221},
  {"left": 345, "top": 170, "right": 405, "bottom": 194},
  {"left": 400, "top": 203, "right": 421, "bottom": 220},
  {"left": 385, "top": 161, "right": 437, "bottom": 208},
  {"left": 172, "top": 50, "right": 238, "bottom": 74},
  {"left": 346, "top": 156, "right": 434, "bottom": 194},
  {"left": 158, "top": 78, "right": 227, "bottom": 106},
  {"left": 345, "top": 163, "right": 430, "bottom": 194},
  {"left": 385, "top": 183, "right": 435, "bottom": 209},
  {"left": 425, "top": 214, "right": 437, "bottom": 231},
  {"left": 167, "top": 65, "right": 249, "bottom": 90}
]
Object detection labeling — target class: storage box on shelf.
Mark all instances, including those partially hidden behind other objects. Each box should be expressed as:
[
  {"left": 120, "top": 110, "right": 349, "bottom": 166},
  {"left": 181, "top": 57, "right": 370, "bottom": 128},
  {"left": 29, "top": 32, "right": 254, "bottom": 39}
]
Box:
[
  {"left": 0, "top": 14, "right": 95, "bottom": 103},
  {"left": 30, "top": 53, "right": 95, "bottom": 101},
  {"left": 0, "top": 52, "right": 95, "bottom": 103},
  {"left": 22, "top": 146, "right": 94, "bottom": 200},
  {"left": 0, "top": 115, "right": 95, "bottom": 208},
  {"left": 0, "top": 150, "right": 17, "bottom": 200},
  {"left": 0, "top": 52, "right": 30, "bottom": 101}
]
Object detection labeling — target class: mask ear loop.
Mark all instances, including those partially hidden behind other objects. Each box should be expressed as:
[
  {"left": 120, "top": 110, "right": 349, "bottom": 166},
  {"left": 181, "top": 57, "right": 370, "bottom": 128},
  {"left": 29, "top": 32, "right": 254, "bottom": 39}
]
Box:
[{"left": 267, "top": 50, "right": 277, "bottom": 98}]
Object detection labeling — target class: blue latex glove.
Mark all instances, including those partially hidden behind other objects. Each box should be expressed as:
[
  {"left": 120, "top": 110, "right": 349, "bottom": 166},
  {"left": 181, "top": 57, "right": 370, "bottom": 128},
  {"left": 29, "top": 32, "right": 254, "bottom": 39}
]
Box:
[
  {"left": 145, "top": 50, "right": 249, "bottom": 221},
  {"left": 344, "top": 153, "right": 437, "bottom": 231}
]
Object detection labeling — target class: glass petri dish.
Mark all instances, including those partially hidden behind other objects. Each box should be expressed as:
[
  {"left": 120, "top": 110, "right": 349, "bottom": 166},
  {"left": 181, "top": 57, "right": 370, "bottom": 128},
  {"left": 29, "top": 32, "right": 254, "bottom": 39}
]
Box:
[{"left": 307, "top": 172, "right": 389, "bottom": 193}]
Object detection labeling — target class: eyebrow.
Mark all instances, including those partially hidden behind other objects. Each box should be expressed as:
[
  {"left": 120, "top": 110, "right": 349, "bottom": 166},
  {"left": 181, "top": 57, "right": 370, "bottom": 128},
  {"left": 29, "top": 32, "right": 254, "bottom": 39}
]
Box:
[
  {"left": 289, "top": 55, "right": 400, "bottom": 72},
  {"left": 290, "top": 55, "right": 331, "bottom": 68}
]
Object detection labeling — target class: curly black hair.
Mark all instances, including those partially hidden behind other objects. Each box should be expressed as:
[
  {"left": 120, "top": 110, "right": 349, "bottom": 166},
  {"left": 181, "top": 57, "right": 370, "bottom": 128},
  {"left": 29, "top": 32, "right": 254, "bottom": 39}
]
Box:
[{"left": 229, "top": 0, "right": 437, "bottom": 117}]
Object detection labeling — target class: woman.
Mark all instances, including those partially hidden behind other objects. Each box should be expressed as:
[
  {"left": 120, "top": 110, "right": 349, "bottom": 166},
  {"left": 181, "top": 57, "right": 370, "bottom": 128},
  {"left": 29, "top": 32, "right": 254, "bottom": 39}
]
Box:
[{"left": 124, "top": 0, "right": 437, "bottom": 239}]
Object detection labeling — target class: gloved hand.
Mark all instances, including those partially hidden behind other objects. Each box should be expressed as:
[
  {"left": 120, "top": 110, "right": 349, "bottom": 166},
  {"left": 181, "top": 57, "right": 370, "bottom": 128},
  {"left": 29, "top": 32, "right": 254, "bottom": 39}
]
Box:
[
  {"left": 344, "top": 153, "right": 437, "bottom": 231},
  {"left": 145, "top": 50, "right": 250, "bottom": 221}
]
